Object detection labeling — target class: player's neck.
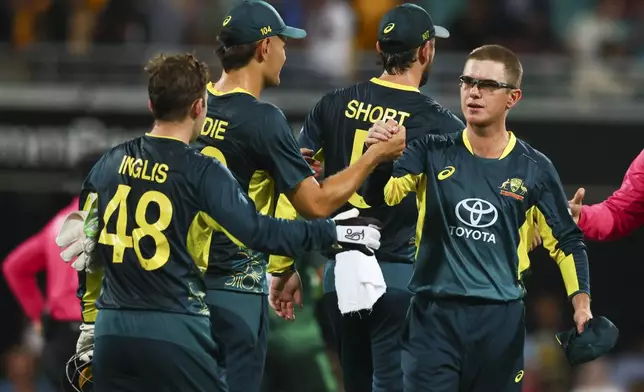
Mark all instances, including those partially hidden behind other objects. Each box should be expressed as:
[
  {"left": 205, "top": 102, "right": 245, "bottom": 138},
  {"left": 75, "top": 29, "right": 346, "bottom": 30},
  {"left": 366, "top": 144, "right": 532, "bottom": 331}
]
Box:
[
  {"left": 149, "top": 121, "right": 193, "bottom": 144},
  {"left": 378, "top": 71, "right": 420, "bottom": 89},
  {"left": 465, "top": 124, "right": 509, "bottom": 159},
  {"left": 214, "top": 69, "right": 263, "bottom": 99}
]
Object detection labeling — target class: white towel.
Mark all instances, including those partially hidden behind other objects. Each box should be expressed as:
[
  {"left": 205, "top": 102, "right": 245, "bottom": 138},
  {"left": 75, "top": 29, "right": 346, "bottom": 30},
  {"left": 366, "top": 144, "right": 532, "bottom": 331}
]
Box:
[{"left": 334, "top": 250, "right": 387, "bottom": 314}]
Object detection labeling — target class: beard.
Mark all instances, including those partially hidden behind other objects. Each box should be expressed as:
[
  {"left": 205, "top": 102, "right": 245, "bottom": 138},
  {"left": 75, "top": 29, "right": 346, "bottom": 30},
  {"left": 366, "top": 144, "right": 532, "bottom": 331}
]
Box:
[{"left": 419, "top": 63, "right": 431, "bottom": 87}]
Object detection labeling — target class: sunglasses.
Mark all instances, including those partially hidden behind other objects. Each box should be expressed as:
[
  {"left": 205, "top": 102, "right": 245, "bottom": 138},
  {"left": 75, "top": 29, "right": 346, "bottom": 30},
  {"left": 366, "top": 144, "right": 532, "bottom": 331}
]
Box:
[{"left": 459, "top": 75, "right": 516, "bottom": 91}]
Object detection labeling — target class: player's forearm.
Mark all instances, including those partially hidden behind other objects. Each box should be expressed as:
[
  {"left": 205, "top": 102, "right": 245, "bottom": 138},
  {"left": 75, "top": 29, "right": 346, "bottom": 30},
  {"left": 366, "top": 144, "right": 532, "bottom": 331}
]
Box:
[
  {"left": 246, "top": 217, "right": 338, "bottom": 257},
  {"left": 571, "top": 292, "right": 591, "bottom": 312},
  {"left": 301, "top": 149, "right": 381, "bottom": 218},
  {"left": 566, "top": 248, "right": 591, "bottom": 300}
]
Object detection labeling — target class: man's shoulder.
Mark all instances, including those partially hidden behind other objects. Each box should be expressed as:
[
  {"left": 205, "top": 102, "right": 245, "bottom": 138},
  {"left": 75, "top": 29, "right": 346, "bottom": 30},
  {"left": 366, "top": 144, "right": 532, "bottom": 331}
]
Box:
[
  {"left": 206, "top": 87, "right": 268, "bottom": 115},
  {"left": 513, "top": 136, "right": 551, "bottom": 167},
  {"left": 185, "top": 147, "right": 232, "bottom": 182},
  {"left": 417, "top": 97, "right": 465, "bottom": 133},
  {"left": 411, "top": 130, "right": 461, "bottom": 151}
]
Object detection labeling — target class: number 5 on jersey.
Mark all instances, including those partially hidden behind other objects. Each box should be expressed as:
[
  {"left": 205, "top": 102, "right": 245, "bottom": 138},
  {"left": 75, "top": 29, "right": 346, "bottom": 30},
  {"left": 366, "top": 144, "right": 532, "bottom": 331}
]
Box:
[
  {"left": 349, "top": 129, "right": 370, "bottom": 209},
  {"left": 98, "top": 184, "right": 174, "bottom": 271}
]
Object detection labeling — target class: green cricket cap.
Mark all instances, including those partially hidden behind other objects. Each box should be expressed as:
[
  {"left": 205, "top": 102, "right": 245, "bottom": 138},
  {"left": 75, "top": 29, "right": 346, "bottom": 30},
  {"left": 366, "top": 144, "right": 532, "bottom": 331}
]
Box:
[{"left": 218, "top": 0, "right": 307, "bottom": 46}]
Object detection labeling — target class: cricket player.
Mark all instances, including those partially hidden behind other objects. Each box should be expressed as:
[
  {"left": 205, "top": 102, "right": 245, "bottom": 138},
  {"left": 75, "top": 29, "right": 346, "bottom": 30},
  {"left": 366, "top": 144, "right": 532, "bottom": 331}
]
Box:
[
  {"left": 364, "top": 44, "right": 593, "bottom": 392},
  {"left": 191, "top": 2, "right": 406, "bottom": 391},
  {"left": 297, "top": 4, "right": 462, "bottom": 392},
  {"left": 69, "top": 53, "right": 387, "bottom": 392}
]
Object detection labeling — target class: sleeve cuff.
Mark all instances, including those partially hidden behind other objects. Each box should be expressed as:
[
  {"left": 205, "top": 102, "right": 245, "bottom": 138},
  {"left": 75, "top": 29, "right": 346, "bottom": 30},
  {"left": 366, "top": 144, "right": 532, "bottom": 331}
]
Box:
[{"left": 568, "top": 290, "right": 591, "bottom": 302}]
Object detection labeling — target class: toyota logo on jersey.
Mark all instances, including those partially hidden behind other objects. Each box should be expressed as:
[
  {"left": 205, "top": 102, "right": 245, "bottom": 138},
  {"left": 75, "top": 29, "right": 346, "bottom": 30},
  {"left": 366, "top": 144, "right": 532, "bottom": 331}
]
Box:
[{"left": 449, "top": 198, "right": 499, "bottom": 243}]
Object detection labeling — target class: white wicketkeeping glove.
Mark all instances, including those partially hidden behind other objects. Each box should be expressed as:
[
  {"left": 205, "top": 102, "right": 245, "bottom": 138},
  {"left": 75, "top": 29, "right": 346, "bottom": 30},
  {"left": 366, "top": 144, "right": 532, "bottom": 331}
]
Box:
[
  {"left": 76, "top": 323, "right": 94, "bottom": 363},
  {"left": 56, "top": 194, "right": 100, "bottom": 272},
  {"left": 331, "top": 208, "right": 382, "bottom": 255}
]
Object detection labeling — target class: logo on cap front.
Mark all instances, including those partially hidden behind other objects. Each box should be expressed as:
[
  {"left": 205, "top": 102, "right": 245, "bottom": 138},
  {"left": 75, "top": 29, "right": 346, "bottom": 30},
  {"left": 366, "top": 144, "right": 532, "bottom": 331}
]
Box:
[
  {"left": 223, "top": 16, "right": 232, "bottom": 26},
  {"left": 383, "top": 23, "right": 395, "bottom": 34}
]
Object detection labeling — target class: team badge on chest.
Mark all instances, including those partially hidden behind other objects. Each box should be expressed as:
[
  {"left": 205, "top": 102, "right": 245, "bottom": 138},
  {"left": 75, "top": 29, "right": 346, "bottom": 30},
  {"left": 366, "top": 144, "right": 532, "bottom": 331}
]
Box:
[{"left": 499, "top": 178, "right": 527, "bottom": 201}]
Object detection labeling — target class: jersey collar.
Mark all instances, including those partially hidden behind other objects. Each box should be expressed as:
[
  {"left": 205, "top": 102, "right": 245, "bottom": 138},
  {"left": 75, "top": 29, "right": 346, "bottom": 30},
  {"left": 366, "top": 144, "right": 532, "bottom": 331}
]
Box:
[
  {"left": 207, "top": 82, "right": 256, "bottom": 98},
  {"left": 145, "top": 133, "right": 185, "bottom": 144},
  {"left": 462, "top": 130, "right": 516, "bottom": 160},
  {"left": 369, "top": 77, "right": 420, "bottom": 93}
]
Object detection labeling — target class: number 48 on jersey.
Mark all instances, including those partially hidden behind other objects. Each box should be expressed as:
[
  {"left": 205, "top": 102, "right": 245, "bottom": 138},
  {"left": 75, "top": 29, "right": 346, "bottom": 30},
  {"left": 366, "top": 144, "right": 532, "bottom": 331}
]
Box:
[{"left": 98, "top": 184, "right": 174, "bottom": 271}]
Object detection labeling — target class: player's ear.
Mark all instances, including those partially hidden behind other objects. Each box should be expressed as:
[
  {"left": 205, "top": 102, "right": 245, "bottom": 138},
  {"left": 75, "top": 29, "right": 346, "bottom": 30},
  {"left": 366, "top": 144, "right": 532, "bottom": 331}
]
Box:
[
  {"left": 147, "top": 100, "right": 154, "bottom": 114},
  {"left": 190, "top": 98, "right": 203, "bottom": 119},
  {"left": 258, "top": 38, "right": 270, "bottom": 62},
  {"left": 375, "top": 41, "right": 382, "bottom": 55},
  {"left": 506, "top": 88, "right": 522, "bottom": 110},
  {"left": 419, "top": 40, "right": 434, "bottom": 65}
]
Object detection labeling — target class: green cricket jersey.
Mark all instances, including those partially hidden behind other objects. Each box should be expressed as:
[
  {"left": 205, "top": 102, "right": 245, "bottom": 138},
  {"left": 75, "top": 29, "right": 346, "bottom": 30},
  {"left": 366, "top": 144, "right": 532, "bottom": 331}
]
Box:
[
  {"left": 298, "top": 78, "right": 464, "bottom": 263},
  {"left": 365, "top": 130, "right": 590, "bottom": 301},
  {"left": 191, "top": 83, "right": 314, "bottom": 294},
  {"left": 77, "top": 134, "right": 337, "bottom": 321}
]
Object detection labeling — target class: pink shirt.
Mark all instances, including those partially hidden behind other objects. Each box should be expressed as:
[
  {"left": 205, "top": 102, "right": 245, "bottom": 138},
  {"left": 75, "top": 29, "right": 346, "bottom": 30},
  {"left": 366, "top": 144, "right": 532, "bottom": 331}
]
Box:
[
  {"left": 2, "top": 198, "right": 81, "bottom": 322},
  {"left": 579, "top": 150, "right": 644, "bottom": 241}
]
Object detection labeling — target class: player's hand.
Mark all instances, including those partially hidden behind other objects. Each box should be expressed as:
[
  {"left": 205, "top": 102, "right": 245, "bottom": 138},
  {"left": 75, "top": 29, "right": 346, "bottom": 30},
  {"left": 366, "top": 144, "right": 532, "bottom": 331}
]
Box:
[
  {"left": 568, "top": 187, "right": 585, "bottom": 224},
  {"left": 76, "top": 323, "right": 94, "bottom": 363},
  {"left": 573, "top": 308, "right": 593, "bottom": 335},
  {"left": 368, "top": 124, "right": 406, "bottom": 163},
  {"left": 365, "top": 119, "right": 400, "bottom": 147},
  {"left": 332, "top": 208, "right": 382, "bottom": 256},
  {"left": 57, "top": 194, "right": 101, "bottom": 272},
  {"left": 301, "top": 148, "right": 323, "bottom": 178},
  {"left": 269, "top": 271, "right": 303, "bottom": 321},
  {"left": 572, "top": 293, "right": 593, "bottom": 334},
  {"left": 530, "top": 231, "right": 542, "bottom": 251}
]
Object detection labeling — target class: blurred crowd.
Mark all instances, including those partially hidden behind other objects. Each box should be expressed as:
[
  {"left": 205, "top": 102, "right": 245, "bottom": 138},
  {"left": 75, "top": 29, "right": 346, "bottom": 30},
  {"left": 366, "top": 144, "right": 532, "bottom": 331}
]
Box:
[
  {"left": 2, "top": 0, "right": 644, "bottom": 54},
  {"left": 1, "top": 0, "right": 644, "bottom": 97}
]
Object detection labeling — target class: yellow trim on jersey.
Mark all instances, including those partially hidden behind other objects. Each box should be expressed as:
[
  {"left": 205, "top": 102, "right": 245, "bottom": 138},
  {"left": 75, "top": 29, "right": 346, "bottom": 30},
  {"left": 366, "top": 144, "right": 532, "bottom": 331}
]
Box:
[
  {"left": 145, "top": 133, "right": 185, "bottom": 144},
  {"left": 207, "top": 82, "right": 256, "bottom": 98},
  {"left": 516, "top": 207, "right": 536, "bottom": 280},
  {"left": 248, "top": 170, "right": 275, "bottom": 216},
  {"left": 414, "top": 176, "right": 428, "bottom": 259},
  {"left": 186, "top": 212, "right": 215, "bottom": 273},
  {"left": 313, "top": 148, "right": 325, "bottom": 164},
  {"left": 462, "top": 130, "right": 517, "bottom": 159},
  {"left": 383, "top": 173, "right": 427, "bottom": 259},
  {"left": 369, "top": 77, "right": 420, "bottom": 93},
  {"left": 383, "top": 173, "right": 423, "bottom": 207},
  {"left": 534, "top": 207, "right": 580, "bottom": 296},
  {"left": 267, "top": 194, "right": 298, "bottom": 274},
  {"left": 81, "top": 192, "right": 102, "bottom": 324},
  {"left": 199, "top": 212, "right": 247, "bottom": 248}
]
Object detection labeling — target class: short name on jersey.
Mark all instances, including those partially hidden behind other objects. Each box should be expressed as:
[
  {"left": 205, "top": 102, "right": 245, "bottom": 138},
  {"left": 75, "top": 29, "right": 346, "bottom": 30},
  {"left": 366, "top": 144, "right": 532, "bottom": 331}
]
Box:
[
  {"left": 118, "top": 155, "right": 169, "bottom": 184},
  {"left": 344, "top": 99, "right": 411, "bottom": 126}
]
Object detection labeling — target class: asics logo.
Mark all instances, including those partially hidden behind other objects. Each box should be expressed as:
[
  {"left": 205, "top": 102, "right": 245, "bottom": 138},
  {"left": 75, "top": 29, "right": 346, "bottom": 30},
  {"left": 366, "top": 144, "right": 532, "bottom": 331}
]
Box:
[
  {"left": 515, "top": 370, "right": 524, "bottom": 383},
  {"left": 344, "top": 229, "right": 365, "bottom": 241},
  {"left": 455, "top": 198, "right": 498, "bottom": 228},
  {"left": 437, "top": 166, "right": 456, "bottom": 180}
]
